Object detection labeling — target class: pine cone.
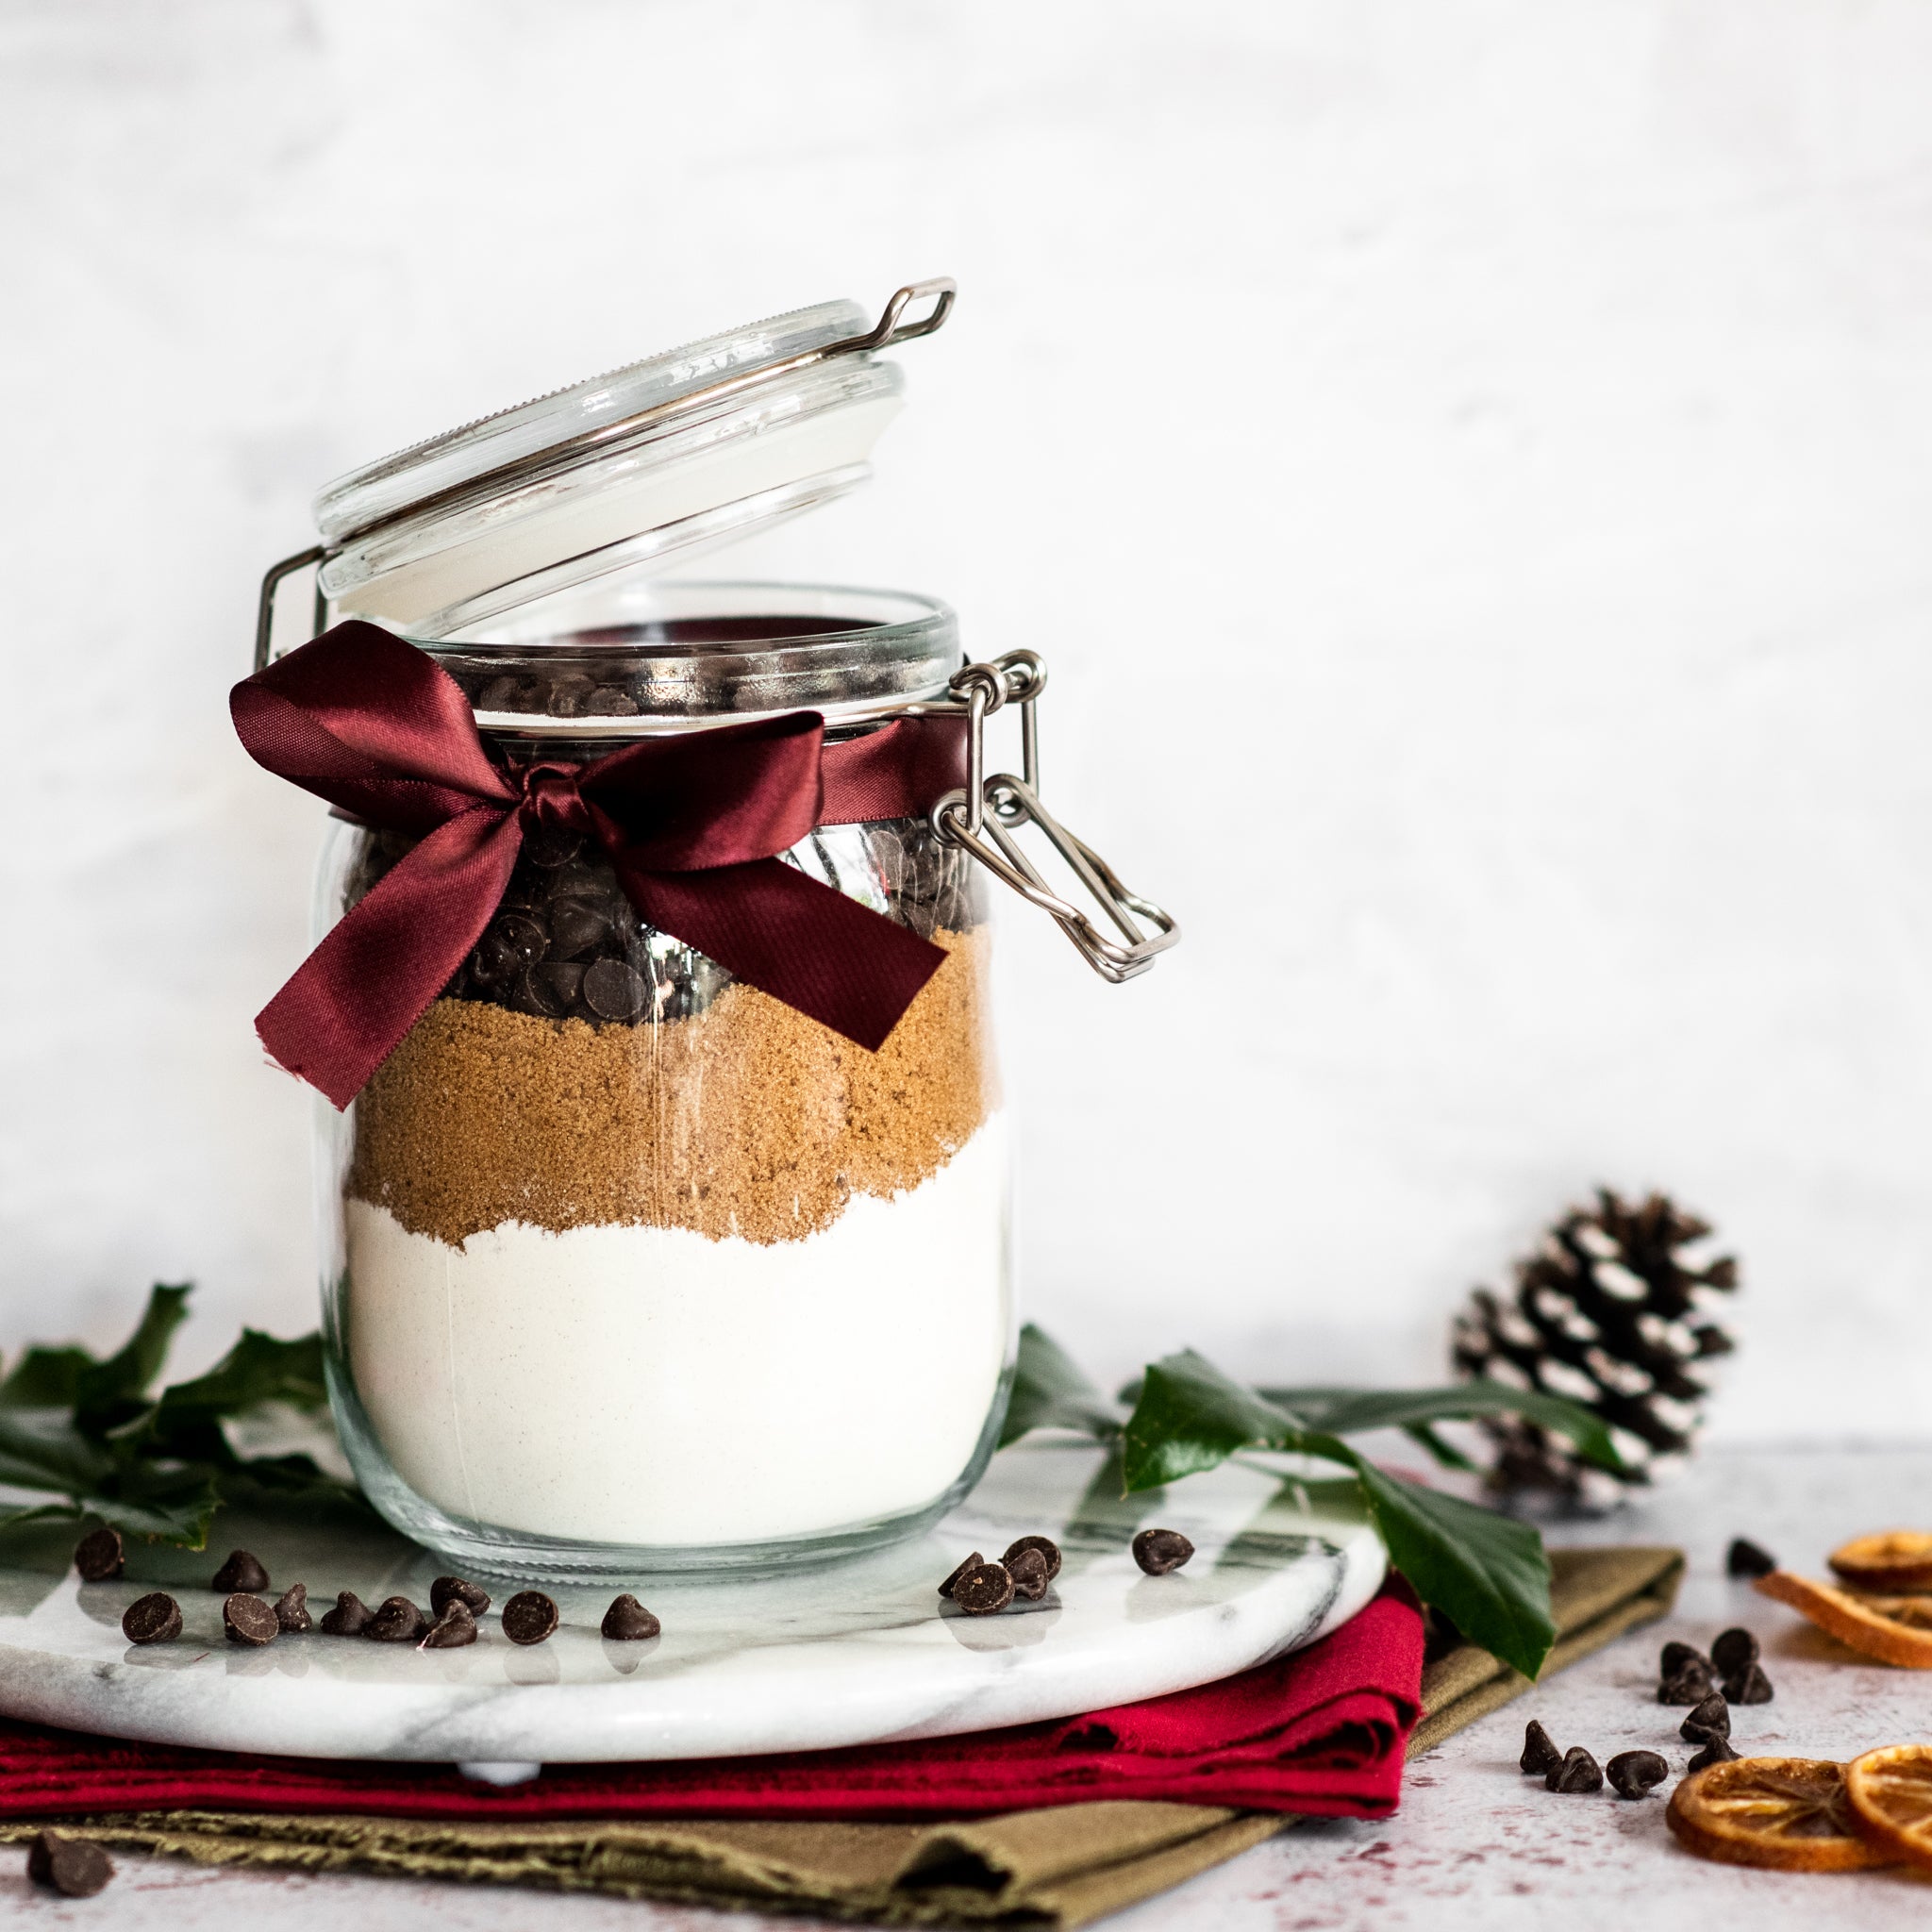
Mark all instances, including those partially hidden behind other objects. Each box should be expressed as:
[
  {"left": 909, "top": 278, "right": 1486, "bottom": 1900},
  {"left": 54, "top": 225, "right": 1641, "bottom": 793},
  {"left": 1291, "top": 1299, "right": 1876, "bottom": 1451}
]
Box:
[{"left": 1451, "top": 1189, "right": 1739, "bottom": 1504}]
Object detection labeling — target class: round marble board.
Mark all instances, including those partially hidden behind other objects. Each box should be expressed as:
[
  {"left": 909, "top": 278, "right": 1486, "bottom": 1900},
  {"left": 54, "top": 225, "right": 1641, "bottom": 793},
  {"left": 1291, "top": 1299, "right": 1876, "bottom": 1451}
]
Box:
[{"left": 0, "top": 1441, "right": 1385, "bottom": 1770}]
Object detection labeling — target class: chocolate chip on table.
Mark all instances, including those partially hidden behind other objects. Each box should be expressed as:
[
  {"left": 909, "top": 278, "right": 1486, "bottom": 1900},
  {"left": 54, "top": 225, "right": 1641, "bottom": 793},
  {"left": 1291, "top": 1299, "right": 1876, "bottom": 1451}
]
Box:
[
  {"left": 939, "top": 1553, "right": 984, "bottom": 1600},
  {"left": 223, "top": 1593, "right": 279, "bottom": 1647},
  {"left": 1132, "top": 1529, "right": 1195, "bottom": 1576},
  {"left": 26, "top": 1830, "right": 112, "bottom": 1898},
  {"left": 421, "top": 1602, "right": 478, "bottom": 1649},
  {"left": 1723, "top": 1661, "right": 1774, "bottom": 1706},
  {"left": 1002, "top": 1536, "right": 1063, "bottom": 1583},
  {"left": 432, "top": 1576, "right": 492, "bottom": 1618},
  {"left": 274, "top": 1584, "right": 312, "bottom": 1633},
  {"left": 1607, "top": 1750, "right": 1670, "bottom": 1800},
  {"left": 582, "top": 958, "right": 650, "bottom": 1024},
  {"left": 211, "top": 1549, "right": 269, "bottom": 1593},
  {"left": 951, "top": 1562, "right": 1016, "bottom": 1617},
  {"left": 1547, "top": 1746, "right": 1605, "bottom": 1793},
  {"left": 502, "top": 1591, "right": 561, "bottom": 1645},
  {"left": 1726, "top": 1538, "right": 1778, "bottom": 1579},
  {"left": 366, "top": 1596, "right": 427, "bottom": 1642},
  {"left": 121, "top": 1591, "right": 181, "bottom": 1645},
  {"left": 1006, "top": 1547, "right": 1051, "bottom": 1603},
  {"left": 320, "top": 1591, "right": 374, "bottom": 1636},
  {"left": 602, "top": 1594, "right": 661, "bottom": 1641},
  {"left": 1688, "top": 1735, "right": 1740, "bottom": 1772},
  {"left": 1680, "top": 1691, "right": 1731, "bottom": 1743},
  {"left": 1520, "top": 1719, "right": 1562, "bottom": 1777},
  {"left": 1710, "top": 1626, "right": 1758, "bottom": 1677},
  {"left": 1658, "top": 1658, "right": 1717, "bottom": 1706},
  {"left": 1659, "top": 1641, "right": 1707, "bottom": 1680},
  {"left": 73, "top": 1526, "right": 124, "bottom": 1582}
]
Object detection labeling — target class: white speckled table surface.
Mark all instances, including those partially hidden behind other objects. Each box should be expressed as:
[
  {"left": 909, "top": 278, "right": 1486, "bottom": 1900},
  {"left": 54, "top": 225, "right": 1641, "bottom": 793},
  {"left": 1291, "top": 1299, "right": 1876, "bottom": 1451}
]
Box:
[{"left": 2, "top": 1444, "right": 1929, "bottom": 1928}]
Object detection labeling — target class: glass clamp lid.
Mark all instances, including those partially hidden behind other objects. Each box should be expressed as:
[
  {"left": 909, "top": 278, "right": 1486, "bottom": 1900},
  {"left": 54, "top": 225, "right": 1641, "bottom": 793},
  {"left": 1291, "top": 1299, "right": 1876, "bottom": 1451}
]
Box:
[{"left": 255, "top": 279, "right": 956, "bottom": 663}]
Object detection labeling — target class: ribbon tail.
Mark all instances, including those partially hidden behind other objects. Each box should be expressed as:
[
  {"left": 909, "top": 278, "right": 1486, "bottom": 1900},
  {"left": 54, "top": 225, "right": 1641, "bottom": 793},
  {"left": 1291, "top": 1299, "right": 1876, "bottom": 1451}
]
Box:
[
  {"left": 257, "top": 808, "right": 523, "bottom": 1109},
  {"left": 614, "top": 858, "right": 949, "bottom": 1053}
]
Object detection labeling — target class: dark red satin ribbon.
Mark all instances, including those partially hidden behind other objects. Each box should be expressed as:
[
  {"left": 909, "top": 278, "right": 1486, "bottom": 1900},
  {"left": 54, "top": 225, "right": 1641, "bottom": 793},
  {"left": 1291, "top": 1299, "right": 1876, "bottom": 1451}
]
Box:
[{"left": 231, "top": 621, "right": 968, "bottom": 1108}]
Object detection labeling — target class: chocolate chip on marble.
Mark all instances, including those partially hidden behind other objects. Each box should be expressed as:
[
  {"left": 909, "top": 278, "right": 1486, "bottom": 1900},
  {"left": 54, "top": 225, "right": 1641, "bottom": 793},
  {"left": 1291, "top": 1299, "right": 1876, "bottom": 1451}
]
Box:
[
  {"left": 1607, "top": 1750, "right": 1670, "bottom": 1799},
  {"left": 951, "top": 1562, "right": 1015, "bottom": 1617},
  {"left": 1007, "top": 1546, "right": 1051, "bottom": 1602},
  {"left": 939, "top": 1552, "right": 984, "bottom": 1600},
  {"left": 1002, "top": 1536, "right": 1063, "bottom": 1583},
  {"left": 1547, "top": 1746, "right": 1604, "bottom": 1793},
  {"left": 274, "top": 1584, "right": 312, "bottom": 1633},
  {"left": 1688, "top": 1735, "right": 1740, "bottom": 1772},
  {"left": 1726, "top": 1538, "right": 1777, "bottom": 1579},
  {"left": 223, "top": 1593, "right": 279, "bottom": 1647},
  {"left": 1723, "top": 1661, "right": 1774, "bottom": 1706},
  {"left": 73, "top": 1526, "right": 124, "bottom": 1582},
  {"left": 502, "top": 1591, "right": 560, "bottom": 1645},
  {"left": 1679, "top": 1691, "right": 1731, "bottom": 1742},
  {"left": 1520, "top": 1720, "right": 1561, "bottom": 1777},
  {"left": 1657, "top": 1659, "right": 1717, "bottom": 1706},
  {"left": 1658, "top": 1641, "right": 1707, "bottom": 1680},
  {"left": 1709, "top": 1627, "right": 1758, "bottom": 1678},
  {"left": 421, "top": 1601, "right": 478, "bottom": 1649},
  {"left": 320, "top": 1591, "right": 374, "bottom": 1636},
  {"left": 26, "top": 1831, "right": 113, "bottom": 1898},
  {"left": 121, "top": 1591, "right": 181, "bottom": 1645},
  {"left": 1131, "top": 1529, "right": 1194, "bottom": 1576},
  {"left": 582, "top": 958, "right": 650, "bottom": 1023},
  {"left": 211, "top": 1549, "right": 269, "bottom": 1593},
  {"left": 431, "top": 1576, "right": 491, "bottom": 1618},
  {"left": 601, "top": 1594, "right": 661, "bottom": 1641},
  {"left": 366, "top": 1596, "right": 427, "bottom": 1642}
]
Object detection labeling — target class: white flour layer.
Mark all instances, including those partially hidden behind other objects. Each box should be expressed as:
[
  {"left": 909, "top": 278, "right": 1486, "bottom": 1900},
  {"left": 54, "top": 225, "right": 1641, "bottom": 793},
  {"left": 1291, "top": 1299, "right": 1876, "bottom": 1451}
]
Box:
[{"left": 343, "top": 1116, "right": 1009, "bottom": 1546}]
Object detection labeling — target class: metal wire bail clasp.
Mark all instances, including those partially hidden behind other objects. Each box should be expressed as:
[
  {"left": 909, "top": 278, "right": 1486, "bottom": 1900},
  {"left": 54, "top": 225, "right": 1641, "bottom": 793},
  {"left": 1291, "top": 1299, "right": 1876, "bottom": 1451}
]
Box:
[{"left": 930, "top": 654, "right": 1178, "bottom": 982}]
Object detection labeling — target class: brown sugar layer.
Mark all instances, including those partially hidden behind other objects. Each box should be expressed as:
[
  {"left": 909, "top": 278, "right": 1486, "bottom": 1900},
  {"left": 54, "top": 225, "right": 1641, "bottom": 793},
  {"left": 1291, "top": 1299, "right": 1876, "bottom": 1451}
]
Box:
[{"left": 348, "top": 926, "right": 996, "bottom": 1249}]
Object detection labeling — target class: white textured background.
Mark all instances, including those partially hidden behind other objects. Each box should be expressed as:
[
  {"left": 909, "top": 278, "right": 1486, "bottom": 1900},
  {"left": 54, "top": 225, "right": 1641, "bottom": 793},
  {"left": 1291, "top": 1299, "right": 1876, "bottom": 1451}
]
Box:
[{"left": 3, "top": 0, "right": 1930, "bottom": 1439}]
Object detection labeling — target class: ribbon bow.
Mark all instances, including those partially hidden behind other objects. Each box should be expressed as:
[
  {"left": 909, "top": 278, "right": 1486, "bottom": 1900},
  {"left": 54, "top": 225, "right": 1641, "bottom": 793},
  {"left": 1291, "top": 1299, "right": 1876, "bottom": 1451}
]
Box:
[{"left": 231, "top": 622, "right": 968, "bottom": 1108}]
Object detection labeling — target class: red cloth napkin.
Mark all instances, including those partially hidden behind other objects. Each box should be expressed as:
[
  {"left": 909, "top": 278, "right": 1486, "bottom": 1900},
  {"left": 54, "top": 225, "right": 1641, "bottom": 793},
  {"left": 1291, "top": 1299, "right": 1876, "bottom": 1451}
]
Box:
[{"left": 0, "top": 1580, "right": 1422, "bottom": 1823}]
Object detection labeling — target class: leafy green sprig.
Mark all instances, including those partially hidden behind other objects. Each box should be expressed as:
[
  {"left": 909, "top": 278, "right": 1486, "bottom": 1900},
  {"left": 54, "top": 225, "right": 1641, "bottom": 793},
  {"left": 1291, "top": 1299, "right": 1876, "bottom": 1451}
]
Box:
[
  {"left": 1001, "top": 1325, "right": 1624, "bottom": 1679},
  {"left": 0, "top": 1285, "right": 359, "bottom": 1549}
]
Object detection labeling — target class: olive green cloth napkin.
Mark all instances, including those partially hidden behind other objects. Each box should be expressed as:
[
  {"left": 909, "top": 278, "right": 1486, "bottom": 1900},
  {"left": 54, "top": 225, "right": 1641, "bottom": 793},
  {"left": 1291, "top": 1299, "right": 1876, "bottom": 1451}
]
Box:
[{"left": 1, "top": 1545, "right": 1681, "bottom": 1928}]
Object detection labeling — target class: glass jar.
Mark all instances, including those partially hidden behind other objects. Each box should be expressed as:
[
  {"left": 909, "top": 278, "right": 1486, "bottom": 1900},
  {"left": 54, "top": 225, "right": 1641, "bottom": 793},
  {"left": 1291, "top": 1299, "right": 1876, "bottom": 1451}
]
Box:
[{"left": 247, "top": 282, "right": 1175, "bottom": 1582}]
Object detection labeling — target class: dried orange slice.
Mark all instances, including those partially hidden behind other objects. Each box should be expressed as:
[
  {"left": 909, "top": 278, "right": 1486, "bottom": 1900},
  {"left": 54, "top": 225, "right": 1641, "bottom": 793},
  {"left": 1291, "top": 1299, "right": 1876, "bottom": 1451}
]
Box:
[
  {"left": 1829, "top": 1531, "right": 1932, "bottom": 1593},
  {"left": 1755, "top": 1570, "right": 1932, "bottom": 1668},
  {"left": 1667, "top": 1757, "right": 1890, "bottom": 1870},
  {"left": 1846, "top": 1744, "right": 1932, "bottom": 1865}
]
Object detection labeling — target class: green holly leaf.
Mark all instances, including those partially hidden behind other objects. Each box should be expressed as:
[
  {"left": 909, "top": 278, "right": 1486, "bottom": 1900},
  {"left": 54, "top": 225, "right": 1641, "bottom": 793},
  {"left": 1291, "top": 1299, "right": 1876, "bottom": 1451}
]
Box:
[
  {"left": 0, "top": 1348, "right": 97, "bottom": 1410},
  {"left": 1000, "top": 1325, "right": 1126, "bottom": 1447},
  {"left": 74, "top": 1284, "right": 192, "bottom": 1424},
  {"left": 1257, "top": 1381, "right": 1624, "bottom": 1474},
  {"left": 1120, "top": 1350, "right": 1302, "bottom": 1490}
]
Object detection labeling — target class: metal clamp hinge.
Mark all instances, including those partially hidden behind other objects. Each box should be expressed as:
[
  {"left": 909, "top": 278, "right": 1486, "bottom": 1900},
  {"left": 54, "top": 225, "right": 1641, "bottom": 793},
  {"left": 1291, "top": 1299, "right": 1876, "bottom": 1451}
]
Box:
[{"left": 930, "top": 654, "right": 1178, "bottom": 982}]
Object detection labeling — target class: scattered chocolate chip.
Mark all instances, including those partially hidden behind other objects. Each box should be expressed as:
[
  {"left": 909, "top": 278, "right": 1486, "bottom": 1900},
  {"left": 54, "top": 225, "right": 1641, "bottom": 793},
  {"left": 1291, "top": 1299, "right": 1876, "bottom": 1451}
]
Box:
[
  {"left": 320, "top": 1591, "right": 374, "bottom": 1636},
  {"left": 121, "top": 1591, "right": 181, "bottom": 1645},
  {"left": 223, "top": 1593, "right": 279, "bottom": 1647},
  {"left": 274, "top": 1584, "right": 312, "bottom": 1633},
  {"left": 73, "top": 1526, "right": 124, "bottom": 1582},
  {"left": 1680, "top": 1691, "right": 1731, "bottom": 1742},
  {"left": 366, "top": 1596, "right": 427, "bottom": 1642},
  {"left": 1657, "top": 1659, "right": 1717, "bottom": 1705},
  {"left": 1689, "top": 1735, "right": 1740, "bottom": 1772},
  {"left": 431, "top": 1575, "right": 491, "bottom": 1618},
  {"left": 1726, "top": 1538, "right": 1777, "bottom": 1579},
  {"left": 951, "top": 1561, "right": 1015, "bottom": 1616},
  {"left": 1132, "top": 1528, "right": 1195, "bottom": 1576},
  {"left": 1002, "top": 1535, "right": 1063, "bottom": 1583},
  {"left": 1607, "top": 1749, "right": 1670, "bottom": 1799},
  {"left": 1007, "top": 1546, "right": 1051, "bottom": 1602},
  {"left": 1547, "top": 1745, "right": 1604, "bottom": 1793},
  {"left": 26, "top": 1830, "right": 112, "bottom": 1898},
  {"left": 1520, "top": 1719, "right": 1561, "bottom": 1776},
  {"left": 939, "top": 1552, "right": 985, "bottom": 1601},
  {"left": 1723, "top": 1661, "right": 1774, "bottom": 1706},
  {"left": 602, "top": 1593, "right": 661, "bottom": 1641},
  {"left": 421, "top": 1601, "right": 477, "bottom": 1649},
  {"left": 1659, "top": 1641, "right": 1707, "bottom": 1679},
  {"left": 1710, "top": 1626, "right": 1758, "bottom": 1677},
  {"left": 210, "top": 1549, "right": 269, "bottom": 1593},
  {"left": 582, "top": 957, "right": 649, "bottom": 1023},
  {"left": 502, "top": 1590, "right": 560, "bottom": 1645}
]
